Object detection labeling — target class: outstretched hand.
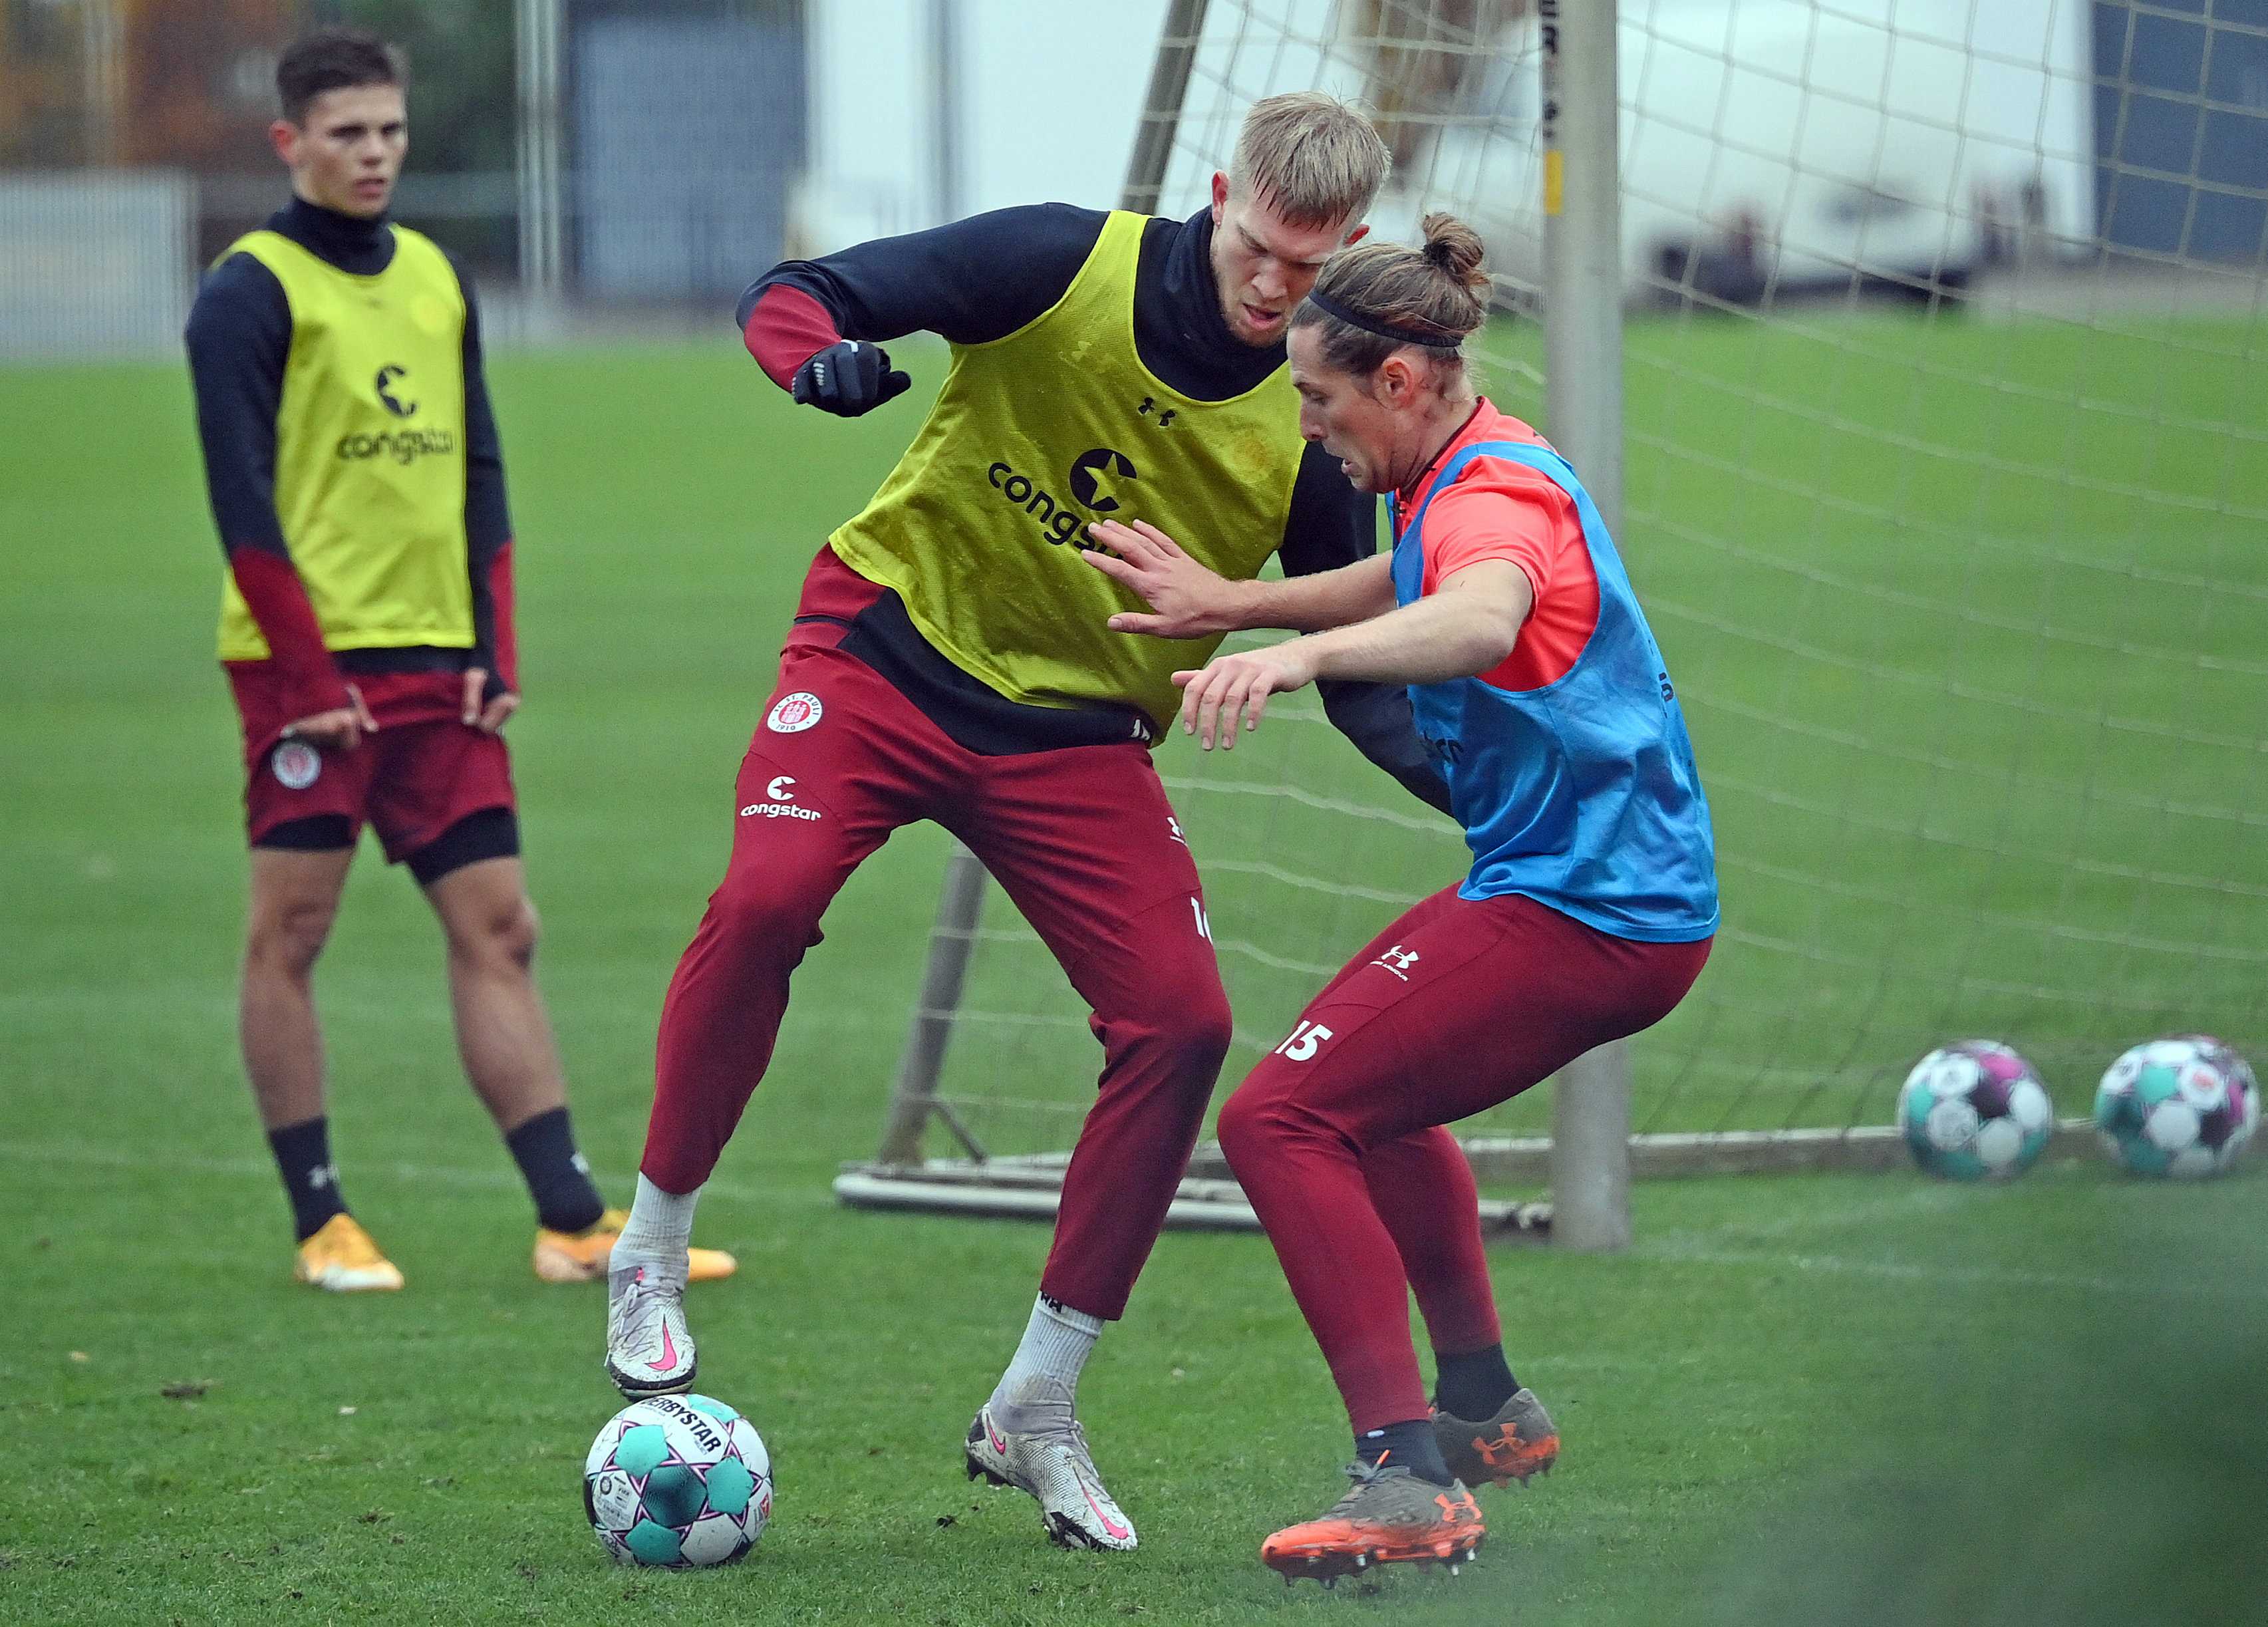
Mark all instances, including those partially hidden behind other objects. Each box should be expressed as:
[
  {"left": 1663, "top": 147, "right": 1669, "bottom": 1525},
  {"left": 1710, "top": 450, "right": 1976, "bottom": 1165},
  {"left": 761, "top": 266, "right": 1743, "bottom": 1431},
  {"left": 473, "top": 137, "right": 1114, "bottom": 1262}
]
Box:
[
  {"left": 1173, "top": 641, "right": 1318, "bottom": 750},
  {"left": 1082, "top": 519, "right": 1247, "bottom": 638}
]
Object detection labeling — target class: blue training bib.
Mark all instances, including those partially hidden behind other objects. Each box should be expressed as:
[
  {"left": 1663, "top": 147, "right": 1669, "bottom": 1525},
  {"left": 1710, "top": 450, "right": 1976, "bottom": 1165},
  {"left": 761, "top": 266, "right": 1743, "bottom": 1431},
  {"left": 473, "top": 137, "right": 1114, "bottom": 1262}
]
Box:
[{"left": 1390, "top": 440, "right": 1718, "bottom": 943}]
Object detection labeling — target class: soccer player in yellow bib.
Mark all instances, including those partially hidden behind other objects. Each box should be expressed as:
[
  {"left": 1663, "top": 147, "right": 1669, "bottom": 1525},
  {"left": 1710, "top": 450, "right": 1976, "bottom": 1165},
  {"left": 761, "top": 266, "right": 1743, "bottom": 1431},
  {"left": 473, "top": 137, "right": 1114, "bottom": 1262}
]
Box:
[
  {"left": 184, "top": 29, "right": 732, "bottom": 1296},
  {"left": 604, "top": 94, "right": 1449, "bottom": 1552}
]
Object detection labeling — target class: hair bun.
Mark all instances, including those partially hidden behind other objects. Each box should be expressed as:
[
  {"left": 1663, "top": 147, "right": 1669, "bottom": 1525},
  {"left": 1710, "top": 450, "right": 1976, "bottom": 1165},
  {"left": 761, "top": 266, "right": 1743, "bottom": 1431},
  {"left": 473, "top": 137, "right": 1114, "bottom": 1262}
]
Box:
[{"left": 1419, "top": 212, "right": 1488, "bottom": 293}]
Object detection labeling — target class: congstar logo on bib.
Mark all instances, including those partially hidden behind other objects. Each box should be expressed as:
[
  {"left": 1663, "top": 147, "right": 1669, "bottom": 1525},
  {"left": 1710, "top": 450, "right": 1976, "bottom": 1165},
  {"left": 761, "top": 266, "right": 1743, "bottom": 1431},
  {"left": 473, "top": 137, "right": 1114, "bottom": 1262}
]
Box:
[
  {"left": 983, "top": 447, "right": 1139, "bottom": 550},
  {"left": 335, "top": 427, "right": 458, "bottom": 465}
]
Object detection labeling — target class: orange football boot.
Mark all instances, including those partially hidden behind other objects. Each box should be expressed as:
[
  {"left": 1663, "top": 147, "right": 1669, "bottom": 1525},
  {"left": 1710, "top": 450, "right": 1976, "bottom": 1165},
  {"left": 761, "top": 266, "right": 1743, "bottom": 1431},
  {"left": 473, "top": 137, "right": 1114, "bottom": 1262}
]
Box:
[
  {"left": 1261, "top": 1455, "right": 1485, "bottom": 1587},
  {"left": 1434, "top": 1386, "right": 1559, "bottom": 1487},
  {"left": 294, "top": 1214, "right": 404, "bottom": 1292},
  {"left": 533, "top": 1208, "right": 737, "bottom": 1284}
]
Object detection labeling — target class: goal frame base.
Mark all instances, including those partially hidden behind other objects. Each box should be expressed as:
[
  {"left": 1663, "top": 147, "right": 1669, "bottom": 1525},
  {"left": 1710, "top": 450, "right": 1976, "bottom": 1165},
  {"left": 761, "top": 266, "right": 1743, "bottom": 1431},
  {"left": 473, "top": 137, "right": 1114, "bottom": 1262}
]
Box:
[
  {"left": 833, "top": 1118, "right": 2102, "bottom": 1236},
  {"left": 833, "top": 1151, "right": 1552, "bottom": 1241}
]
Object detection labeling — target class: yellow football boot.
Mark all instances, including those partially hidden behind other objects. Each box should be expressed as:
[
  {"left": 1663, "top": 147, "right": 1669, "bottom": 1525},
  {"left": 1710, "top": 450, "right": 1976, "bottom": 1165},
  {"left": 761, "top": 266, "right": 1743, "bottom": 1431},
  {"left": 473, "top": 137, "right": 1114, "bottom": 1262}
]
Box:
[
  {"left": 294, "top": 1214, "right": 404, "bottom": 1292},
  {"left": 533, "top": 1208, "right": 737, "bottom": 1284}
]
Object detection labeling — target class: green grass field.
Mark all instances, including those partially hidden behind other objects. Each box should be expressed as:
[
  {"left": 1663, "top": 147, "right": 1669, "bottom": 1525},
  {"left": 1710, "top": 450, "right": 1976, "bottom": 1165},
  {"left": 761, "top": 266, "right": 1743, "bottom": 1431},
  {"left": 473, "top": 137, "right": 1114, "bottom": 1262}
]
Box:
[{"left": 3, "top": 327, "right": 2263, "bottom": 1624}]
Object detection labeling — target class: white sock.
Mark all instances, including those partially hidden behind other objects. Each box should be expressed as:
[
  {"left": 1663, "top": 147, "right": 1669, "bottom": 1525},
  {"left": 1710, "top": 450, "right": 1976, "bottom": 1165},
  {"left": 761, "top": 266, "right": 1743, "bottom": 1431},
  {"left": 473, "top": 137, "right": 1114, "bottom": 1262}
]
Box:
[
  {"left": 988, "top": 1294, "right": 1104, "bottom": 1417},
  {"left": 611, "top": 1173, "right": 701, "bottom": 1276}
]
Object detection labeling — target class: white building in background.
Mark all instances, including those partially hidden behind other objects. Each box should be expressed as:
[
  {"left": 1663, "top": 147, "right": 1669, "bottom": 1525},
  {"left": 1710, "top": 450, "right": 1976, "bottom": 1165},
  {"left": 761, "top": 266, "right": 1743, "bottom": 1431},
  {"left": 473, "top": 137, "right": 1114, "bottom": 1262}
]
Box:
[
  {"left": 795, "top": 0, "right": 1171, "bottom": 255},
  {"left": 1419, "top": 0, "right": 2097, "bottom": 299}
]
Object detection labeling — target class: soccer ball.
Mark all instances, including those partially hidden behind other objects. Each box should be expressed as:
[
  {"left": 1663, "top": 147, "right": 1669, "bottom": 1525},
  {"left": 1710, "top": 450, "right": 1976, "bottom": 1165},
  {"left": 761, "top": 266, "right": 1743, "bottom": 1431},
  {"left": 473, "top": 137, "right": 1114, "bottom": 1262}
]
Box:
[
  {"left": 2094, "top": 1035, "right": 2259, "bottom": 1179},
  {"left": 584, "top": 1393, "right": 772, "bottom": 1567},
  {"left": 1896, "top": 1040, "right": 2055, "bottom": 1180}
]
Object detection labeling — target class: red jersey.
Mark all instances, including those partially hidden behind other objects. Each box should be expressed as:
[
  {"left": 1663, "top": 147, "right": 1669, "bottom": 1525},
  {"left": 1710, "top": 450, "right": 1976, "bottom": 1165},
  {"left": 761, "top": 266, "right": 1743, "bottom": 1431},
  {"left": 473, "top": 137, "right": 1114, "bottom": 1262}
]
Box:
[{"left": 1391, "top": 399, "right": 1599, "bottom": 692}]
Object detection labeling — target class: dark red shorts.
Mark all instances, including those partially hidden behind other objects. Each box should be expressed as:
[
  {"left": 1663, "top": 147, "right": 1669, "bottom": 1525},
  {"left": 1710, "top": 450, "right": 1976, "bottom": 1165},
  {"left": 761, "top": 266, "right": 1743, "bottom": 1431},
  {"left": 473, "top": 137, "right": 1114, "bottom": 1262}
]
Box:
[{"left": 227, "top": 663, "right": 515, "bottom": 862}]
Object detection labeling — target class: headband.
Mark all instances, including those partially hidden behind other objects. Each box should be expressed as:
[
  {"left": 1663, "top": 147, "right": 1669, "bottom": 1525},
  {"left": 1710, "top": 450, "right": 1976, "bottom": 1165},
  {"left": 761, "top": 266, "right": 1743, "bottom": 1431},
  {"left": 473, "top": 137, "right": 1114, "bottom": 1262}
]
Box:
[{"left": 1303, "top": 289, "right": 1463, "bottom": 349}]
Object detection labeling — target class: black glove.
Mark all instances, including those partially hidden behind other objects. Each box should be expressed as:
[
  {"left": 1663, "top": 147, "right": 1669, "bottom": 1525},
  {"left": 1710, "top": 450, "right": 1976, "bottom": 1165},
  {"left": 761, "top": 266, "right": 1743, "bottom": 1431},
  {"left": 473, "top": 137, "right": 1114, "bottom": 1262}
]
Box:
[{"left": 790, "top": 340, "right": 911, "bottom": 416}]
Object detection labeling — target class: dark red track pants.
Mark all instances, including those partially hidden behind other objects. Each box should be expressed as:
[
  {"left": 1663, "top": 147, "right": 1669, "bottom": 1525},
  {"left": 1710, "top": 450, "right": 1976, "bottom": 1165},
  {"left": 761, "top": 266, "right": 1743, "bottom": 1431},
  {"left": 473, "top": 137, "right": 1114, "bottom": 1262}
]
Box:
[
  {"left": 1218, "top": 887, "right": 1711, "bottom": 1435},
  {"left": 642, "top": 639, "right": 1230, "bottom": 1321}
]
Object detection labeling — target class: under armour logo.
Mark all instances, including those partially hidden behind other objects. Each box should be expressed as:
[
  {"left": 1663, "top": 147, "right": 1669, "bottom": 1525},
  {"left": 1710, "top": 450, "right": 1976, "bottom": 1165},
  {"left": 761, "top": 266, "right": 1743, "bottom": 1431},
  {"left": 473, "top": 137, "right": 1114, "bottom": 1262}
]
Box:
[
  {"left": 307, "top": 1163, "right": 339, "bottom": 1191},
  {"left": 571, "top": 1153, "right": 591, "bottom": 1175},
  {"left": 1371, "top": 945, "right": 1421, "bottom": 980},
  {"left": 1135, "top": 396, "right": 1177, "bottom": 428}
]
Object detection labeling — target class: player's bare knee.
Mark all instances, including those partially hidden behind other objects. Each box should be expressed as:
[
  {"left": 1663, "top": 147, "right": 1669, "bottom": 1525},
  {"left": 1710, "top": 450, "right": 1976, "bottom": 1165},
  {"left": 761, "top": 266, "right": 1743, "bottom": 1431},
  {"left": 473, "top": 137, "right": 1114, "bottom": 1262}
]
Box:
[
  {"left": 247, "top": 898, "right": 337, "bottom": 978},
  {"left": 453, "top": 897, "right": 539, "bottom": 972},
  {"left": 494, "top": 899, "right": 539, "bottom": 970}
]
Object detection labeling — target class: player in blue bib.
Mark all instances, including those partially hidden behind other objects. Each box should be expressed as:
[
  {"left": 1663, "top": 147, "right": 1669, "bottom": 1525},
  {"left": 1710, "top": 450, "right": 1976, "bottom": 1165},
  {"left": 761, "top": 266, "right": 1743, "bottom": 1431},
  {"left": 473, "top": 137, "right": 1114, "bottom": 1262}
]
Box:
[{"left": 1087, "top": 214, "right": 1715, "bottom": 1582}]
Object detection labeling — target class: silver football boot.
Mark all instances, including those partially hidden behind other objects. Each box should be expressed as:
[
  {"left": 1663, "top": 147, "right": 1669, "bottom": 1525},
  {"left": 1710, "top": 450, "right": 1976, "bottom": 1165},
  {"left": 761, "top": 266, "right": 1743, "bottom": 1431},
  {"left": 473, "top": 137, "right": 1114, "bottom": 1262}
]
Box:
[
  {"left": 964, "top": 1377, "right": 1137, "bottom": 1551},
  {"left": 604, "top": 1260, "right": 696, "bottom": 1400}
]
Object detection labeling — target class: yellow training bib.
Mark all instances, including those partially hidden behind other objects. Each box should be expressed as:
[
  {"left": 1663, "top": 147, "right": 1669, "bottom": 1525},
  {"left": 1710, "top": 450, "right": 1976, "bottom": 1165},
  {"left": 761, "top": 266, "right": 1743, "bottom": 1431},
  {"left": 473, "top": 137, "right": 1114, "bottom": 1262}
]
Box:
[
  {"left": 217, "top": 226, "right": 472, "bottom": 661},
  {"left": 827, "top": 210, "right": 1304, "bottom": 731}
]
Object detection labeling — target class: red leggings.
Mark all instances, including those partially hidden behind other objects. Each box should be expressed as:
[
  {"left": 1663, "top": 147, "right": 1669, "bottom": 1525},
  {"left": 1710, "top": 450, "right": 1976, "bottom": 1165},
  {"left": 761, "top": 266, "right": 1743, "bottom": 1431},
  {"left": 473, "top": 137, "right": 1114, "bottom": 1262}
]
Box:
[
  {"left": 1217, "top": 887, "right": 1710, "bottom": 1434},
  {"left": 643, "top": 640, "right": 1230, "bottom": 1321}
]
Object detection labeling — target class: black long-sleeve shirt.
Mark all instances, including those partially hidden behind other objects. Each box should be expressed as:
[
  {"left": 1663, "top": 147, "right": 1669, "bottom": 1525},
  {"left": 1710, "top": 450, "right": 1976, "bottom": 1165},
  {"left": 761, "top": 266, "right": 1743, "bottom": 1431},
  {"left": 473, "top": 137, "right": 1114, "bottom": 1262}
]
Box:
[
  {"left": 184, "top": 196, "right": 514, "bottom": 697},
  {"left": 739, "top": 204, "right": 1451, "bottom": 814}
]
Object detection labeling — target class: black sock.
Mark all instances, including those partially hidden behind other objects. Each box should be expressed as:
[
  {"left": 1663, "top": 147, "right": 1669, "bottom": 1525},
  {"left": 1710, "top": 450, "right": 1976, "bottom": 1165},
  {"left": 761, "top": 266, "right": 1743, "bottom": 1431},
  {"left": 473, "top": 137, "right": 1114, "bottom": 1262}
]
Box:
[
  {"left": 268, "top": 1116, "right": 347, "bottom": 1243},
  {"left": 1356, "top": 1419, "right": 1455, "bottom": 1487},
  {"left": 506, "top": 1106, "right": 607, "bottom": 1234},
  {"left": 1433, "top": 1343, "right": 1519, "bottom": 1423}
]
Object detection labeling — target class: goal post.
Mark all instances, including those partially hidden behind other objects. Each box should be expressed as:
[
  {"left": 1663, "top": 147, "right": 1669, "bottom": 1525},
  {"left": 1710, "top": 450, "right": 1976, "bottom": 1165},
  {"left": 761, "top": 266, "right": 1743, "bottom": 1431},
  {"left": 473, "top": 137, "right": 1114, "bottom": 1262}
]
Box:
[{"left": 1538, "top": 0, "right": 1634, "bottom": 1252}]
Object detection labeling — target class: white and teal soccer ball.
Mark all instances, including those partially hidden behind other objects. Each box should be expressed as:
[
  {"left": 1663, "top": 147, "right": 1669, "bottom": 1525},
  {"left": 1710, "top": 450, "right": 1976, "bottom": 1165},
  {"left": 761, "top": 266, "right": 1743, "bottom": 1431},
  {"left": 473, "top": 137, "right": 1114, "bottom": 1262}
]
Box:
[
  {"left": 1896, "top": 1040, "right": 2055, "bottom": 1180},
  {"left": 584, "top": 1394, "right": 772, "bottom": 1567},
  {"left": 2094, "top": 1035, "right": 2259, "bottom": 1179}
]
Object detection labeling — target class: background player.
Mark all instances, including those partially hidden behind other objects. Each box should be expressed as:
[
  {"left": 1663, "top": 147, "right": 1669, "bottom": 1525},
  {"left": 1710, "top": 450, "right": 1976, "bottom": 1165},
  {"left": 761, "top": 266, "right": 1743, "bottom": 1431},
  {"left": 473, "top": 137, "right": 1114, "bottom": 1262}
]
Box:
[
  {"left": 184, "top": 27, "right": 732, "bottom": 1294},
  {"left": 1085, "top": 215, "right": 1717, "bottom": 1580},
  {"left": 602, "top": 94, "right": 1443, "bottom": 1550}
]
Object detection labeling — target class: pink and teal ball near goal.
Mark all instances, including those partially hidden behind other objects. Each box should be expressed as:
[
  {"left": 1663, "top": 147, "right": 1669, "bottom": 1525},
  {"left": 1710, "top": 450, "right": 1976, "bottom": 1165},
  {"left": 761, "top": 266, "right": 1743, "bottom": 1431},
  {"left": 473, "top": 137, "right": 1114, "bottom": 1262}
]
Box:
[
  {"left": 1896, "top": 1040, "right": 2055, "bottom": 1180},
  {"left": 2094, "top": 1036, "right": 2259, "bottom": 1179}
]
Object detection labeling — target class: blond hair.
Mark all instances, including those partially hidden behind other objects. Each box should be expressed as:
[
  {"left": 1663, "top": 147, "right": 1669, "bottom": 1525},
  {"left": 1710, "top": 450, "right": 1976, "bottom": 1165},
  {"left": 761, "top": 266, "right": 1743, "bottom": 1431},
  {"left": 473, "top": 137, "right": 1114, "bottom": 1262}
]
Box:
[
  {"left": 1290, "top": 212, "right": 1490, "bottom": 378},
  {"left": 1228, "top": 92, "right": 1391, "bottom": 229}
]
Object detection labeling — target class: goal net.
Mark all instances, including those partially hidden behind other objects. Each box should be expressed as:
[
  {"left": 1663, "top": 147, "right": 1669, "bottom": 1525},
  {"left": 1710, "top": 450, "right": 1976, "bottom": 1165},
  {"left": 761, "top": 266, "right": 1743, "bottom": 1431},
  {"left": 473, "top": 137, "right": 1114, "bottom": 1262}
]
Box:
[{"left": 843, "top": 0, "right": 2268, "bottom": 1213}]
